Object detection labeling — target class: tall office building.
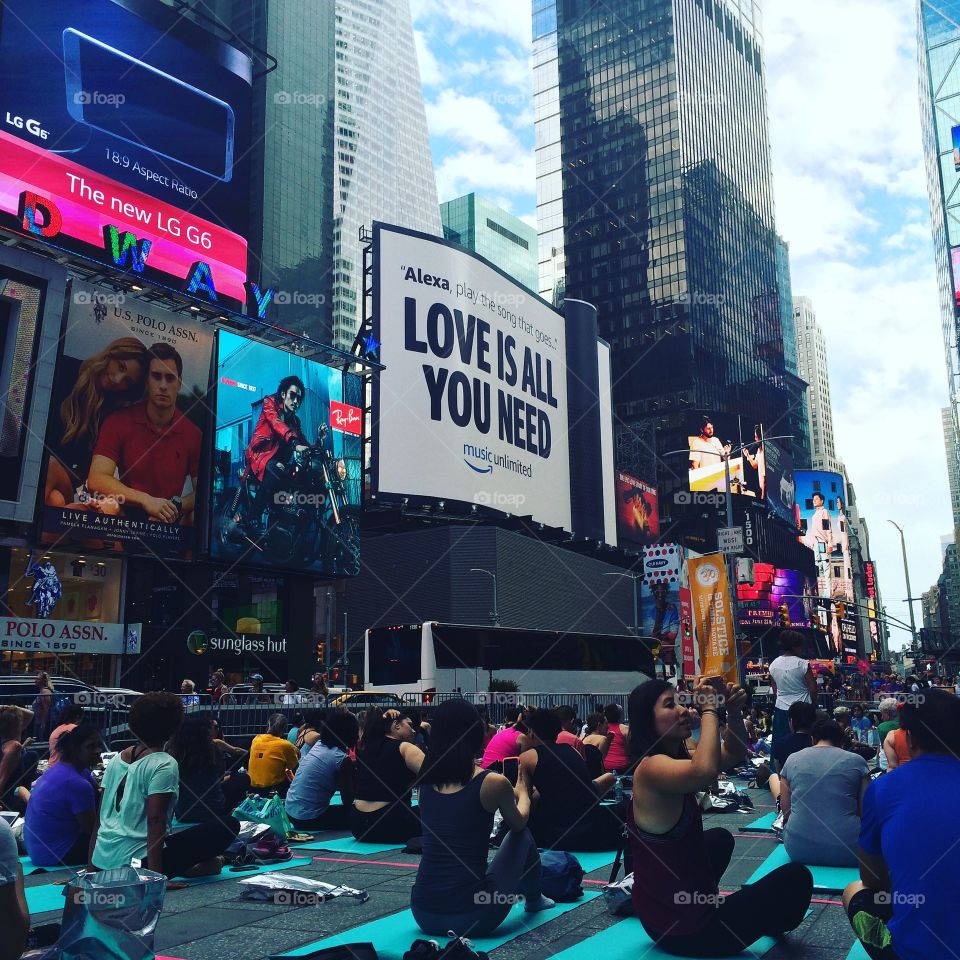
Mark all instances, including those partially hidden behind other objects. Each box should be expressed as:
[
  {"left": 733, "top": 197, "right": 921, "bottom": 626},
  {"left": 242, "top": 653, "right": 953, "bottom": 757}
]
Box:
[
  {"left": 794, "top": 296, "right": 842, "bottom": 474},
  {"left": 222, "top": 0, "right": 441, "bottom": 347},
  {"left": 535, "top": 0, "right": 804, "bottom": 497},
  {"left": 440, "top": 194, "right": 538, "bottom": 291},
  {"left": 943, "top": 406, "right": 960, "bottom": 530}
]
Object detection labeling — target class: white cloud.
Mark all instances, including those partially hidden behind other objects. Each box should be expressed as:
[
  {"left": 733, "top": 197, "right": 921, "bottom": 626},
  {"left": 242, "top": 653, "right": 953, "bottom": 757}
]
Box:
[
  {"left": 434, "top": 149, "right": 535, "bottom": 201},
  {"left": 411, "top": 0, "right": 532, "bottom": 47},
  {"left": 414, "top": 30, "right": 442, "bottom": 87},
  {"left": 426, "top": 90, "right": 522, "bottom": 154}
]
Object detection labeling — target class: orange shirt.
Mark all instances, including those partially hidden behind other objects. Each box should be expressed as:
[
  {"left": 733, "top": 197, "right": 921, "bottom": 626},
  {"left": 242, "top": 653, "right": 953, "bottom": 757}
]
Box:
[
  {"left": 248, "top": 734, "right": 299, "bottom": 788},
  {"left": 893, "top": 728, "right": 911, "bottom": 766}
]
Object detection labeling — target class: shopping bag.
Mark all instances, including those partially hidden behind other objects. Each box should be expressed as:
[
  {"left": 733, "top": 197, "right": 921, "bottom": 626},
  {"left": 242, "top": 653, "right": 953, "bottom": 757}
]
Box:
[
  {"left": 232, "top": 793, "right": 295, "bottom": 839},
  {"left": 57, "top": 866, "right": 166, "bottom": 960}
]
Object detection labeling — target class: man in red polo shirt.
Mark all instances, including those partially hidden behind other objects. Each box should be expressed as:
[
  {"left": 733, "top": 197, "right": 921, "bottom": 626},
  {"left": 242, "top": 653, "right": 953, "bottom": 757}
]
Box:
[{"left": 87, "top": 343, "right": 200, "bottom": 525}]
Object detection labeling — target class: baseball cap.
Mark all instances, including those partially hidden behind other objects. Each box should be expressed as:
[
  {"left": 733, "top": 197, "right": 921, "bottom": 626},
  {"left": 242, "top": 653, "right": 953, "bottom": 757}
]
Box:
[{"left": 249, "top": 673, "right": 264, "bottom": 682}]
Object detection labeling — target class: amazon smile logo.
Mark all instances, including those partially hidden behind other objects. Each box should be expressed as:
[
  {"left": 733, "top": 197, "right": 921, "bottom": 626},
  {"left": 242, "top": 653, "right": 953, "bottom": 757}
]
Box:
[{"left": 463, "top": 442, "right": 494, "bottom": 475}]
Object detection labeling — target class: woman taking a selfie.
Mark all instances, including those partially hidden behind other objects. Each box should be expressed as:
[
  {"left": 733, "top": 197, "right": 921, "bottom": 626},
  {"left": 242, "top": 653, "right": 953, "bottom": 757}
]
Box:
[{"left": 628, "top": 678, "right": 813, "bottom": 956}]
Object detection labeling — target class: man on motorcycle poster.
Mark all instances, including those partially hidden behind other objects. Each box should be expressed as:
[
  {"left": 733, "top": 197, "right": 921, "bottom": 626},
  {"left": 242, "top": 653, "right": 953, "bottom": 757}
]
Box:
[{"left": 242, "top": 376, "right": 310, "bottom": 536}]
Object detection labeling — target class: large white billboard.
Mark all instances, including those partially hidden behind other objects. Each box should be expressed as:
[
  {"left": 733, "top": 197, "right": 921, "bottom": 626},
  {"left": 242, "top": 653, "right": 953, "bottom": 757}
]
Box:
[{"left": 373, "top": 224, "right": 572, "bottom": 531}]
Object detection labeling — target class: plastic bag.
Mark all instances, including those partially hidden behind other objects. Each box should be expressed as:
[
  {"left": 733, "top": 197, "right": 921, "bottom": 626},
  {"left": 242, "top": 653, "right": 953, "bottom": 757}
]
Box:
[
  {"left": 57, "top": 866, "right": 166, "bottom": 960},
  {"left": 232, "top": 794, "right": 294, "bottom": 840},
  {"left": 238, "top": 872, "right": 368, "bottom": 905}
]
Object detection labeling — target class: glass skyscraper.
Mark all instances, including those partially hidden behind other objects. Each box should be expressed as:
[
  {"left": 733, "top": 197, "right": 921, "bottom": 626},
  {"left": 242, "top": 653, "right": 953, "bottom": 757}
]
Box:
[
  {"left": 535, "top": 0, "right": 802, "bottom": 496},
  {"left": 223, "top": 0, "right": 440, "bottom": 347},
  {"left": 440, "top": 194, "right": 539, "bottom": 291},
  {"left": 919, "top": 0, "right": 960, "bottom": 530}
]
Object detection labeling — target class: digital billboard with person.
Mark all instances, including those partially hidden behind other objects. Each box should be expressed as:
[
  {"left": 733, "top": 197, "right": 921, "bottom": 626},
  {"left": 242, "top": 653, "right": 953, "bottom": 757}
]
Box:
[
  {"left": 616, "top": 472, "right": 659, "bottom": 547},
  {"left": 211, "top": 332, "right": 362, "bottom": 576},
  {"left": 795, "top": 470, "right": 854, "bottom": 605},
  {"left": 39, "top": 281, "right": 212, "bottom": 556},
  {"left": 686, "top": 412, "right": 795, "bottom": 522}
]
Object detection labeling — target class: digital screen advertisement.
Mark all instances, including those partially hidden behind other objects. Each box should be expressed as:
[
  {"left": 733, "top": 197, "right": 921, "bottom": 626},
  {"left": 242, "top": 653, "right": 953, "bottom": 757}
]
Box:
[
  {"left": 953, "top": 124, "right": 960, "bottom": 172},
  {"left": 640, "top": 580, "right": 680, "bottom": 666},
  {"left": 616, "top": 472, "right": 659, "bottom": 547},
  {"left": 736, "top": 563, "right": 813, "bottom": 629},
  {"left": 794, "top": 469, "right": 854, "bottom": 603},
  {"left": 39, "top": 280, "right": 213, "bottom": 556},
  {"left": 211, "top": 331, "right": 362, "bottom": 576},
  {"left": 0, "top": 0, "right": 252, "bottom": 303},
  {"left": 686, "top": 413, "right": 795, "bottom": 522},
  {"left": 372, "top": 223, "right": 573, "bottom": 532}
]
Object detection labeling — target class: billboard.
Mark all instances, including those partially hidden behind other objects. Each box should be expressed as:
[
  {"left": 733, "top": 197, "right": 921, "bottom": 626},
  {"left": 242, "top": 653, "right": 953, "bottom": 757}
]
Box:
[
  {"left": 640, "top": 580, "right": 680, "bottom": 666},
  {"left": 864, "top": 560, "right": 879, "bottom": 649},
  {"left": 954, "top": 124, "right": 960, "bottom": 171},
  {"left": 373, "top": 223, "right": 573, "bottom": 531},
  {"left": 687, "top": 553, "right": 737, "bottom": 683},
  {"left": 736, "top": 563, "right": 814, "bottom": 628},
  {"left": 617, "top": 473, "right": 659, "bottom": 547},
  {"left": 794, "top": 470, "right": 854, "bottom": 603},
  {"left": 40, "top": 281, "right": 213, "bottom": 556},
  {"left": 210, "top": 332, "right": 362, "bottom": 576},
  {"left": 0, "top": 0, "right": 252, "bottom": 304},
  {"left": 686, "top": 413, "right": 795, "bottom": 522}
]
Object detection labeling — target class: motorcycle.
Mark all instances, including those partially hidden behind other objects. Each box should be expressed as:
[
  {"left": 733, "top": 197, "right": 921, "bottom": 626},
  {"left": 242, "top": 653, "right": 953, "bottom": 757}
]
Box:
[{"left": 218, "top": 424, "right": 359, "bottom": 574}]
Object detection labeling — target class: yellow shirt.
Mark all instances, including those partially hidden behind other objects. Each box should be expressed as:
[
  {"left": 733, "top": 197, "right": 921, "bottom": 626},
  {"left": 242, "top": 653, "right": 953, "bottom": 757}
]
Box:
[{"left": 248, "top": 734, "right": 299, "bottom": 788}]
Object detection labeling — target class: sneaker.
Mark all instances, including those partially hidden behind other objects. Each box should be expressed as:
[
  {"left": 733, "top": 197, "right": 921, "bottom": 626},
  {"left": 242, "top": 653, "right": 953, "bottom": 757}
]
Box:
[
  {"left": 403, "top": 940, "right": 440, "bottom": 960},
  {"left": 772, "top": 810, "right": 785, "bottom": 841},
  {"left": 437, "top": 936, "right": 489, "bottom": 960},
  {"left": 252, "top": 835, "right": 293, "bottom": 862}
]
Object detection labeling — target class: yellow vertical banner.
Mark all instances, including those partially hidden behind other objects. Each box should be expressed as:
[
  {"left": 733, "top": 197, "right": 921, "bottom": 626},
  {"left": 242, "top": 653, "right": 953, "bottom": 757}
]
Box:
[{"left": 687, "top": 553, "right": 738, "bottom": 683}]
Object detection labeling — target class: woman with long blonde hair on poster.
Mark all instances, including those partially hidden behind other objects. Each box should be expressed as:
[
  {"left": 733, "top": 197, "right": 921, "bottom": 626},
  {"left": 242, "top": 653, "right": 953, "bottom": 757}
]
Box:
[{"left": 44, "top": 336, "right": 149, "bottom": 507}]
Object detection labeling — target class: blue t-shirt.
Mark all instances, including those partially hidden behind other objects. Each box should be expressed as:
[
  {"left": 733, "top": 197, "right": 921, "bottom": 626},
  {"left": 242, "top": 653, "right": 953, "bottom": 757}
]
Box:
[
  {"left": 24, "top": 763, "right": 96, "bottom": 866},
  {"left": 858, "top": 754, "right": 960, "bottom": 960},
  {"left": 284, "top": 742, "right": 345, "bottom": 821}
]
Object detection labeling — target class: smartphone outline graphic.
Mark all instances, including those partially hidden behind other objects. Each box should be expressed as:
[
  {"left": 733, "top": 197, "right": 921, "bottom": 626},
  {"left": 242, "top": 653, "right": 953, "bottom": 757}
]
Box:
[{"left": 62, "top": 27, "right": 234, "bottom": 182}]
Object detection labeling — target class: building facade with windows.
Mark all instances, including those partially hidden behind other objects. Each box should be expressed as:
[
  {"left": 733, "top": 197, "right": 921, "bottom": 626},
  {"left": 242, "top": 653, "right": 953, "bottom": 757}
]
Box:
[{"left": 440, "top": 194, "right": 539, "bottom": 292}]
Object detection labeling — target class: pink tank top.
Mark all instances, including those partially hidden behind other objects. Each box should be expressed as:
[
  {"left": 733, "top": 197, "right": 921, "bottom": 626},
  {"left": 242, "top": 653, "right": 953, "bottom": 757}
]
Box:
[{"left": 604, "top": 723, "right": 630, "bottom": 771}]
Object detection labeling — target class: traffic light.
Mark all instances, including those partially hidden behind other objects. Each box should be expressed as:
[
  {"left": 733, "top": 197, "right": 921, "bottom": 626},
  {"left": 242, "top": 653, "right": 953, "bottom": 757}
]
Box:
[
  {"left": 835, "top": 601, "right": 847, "bottom": 621},
  {"left": 811, "top": 610, "right": 822, "bottom": 631},
  {"left": 315, "top": 641, "right": 326, "bottom": 662},
  {"left": 778, "top": 603, "right": 791, "bottom": 627}
]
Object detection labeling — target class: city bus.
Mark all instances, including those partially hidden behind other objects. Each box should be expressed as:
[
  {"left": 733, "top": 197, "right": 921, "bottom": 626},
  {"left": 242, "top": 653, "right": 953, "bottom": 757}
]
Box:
[{"left": 363, "top": 622, "right": 658, "bottom": 695}]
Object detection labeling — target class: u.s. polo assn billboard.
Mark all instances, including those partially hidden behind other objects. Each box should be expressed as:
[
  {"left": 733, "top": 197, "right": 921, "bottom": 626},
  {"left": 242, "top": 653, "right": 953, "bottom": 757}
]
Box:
[
  {"left": 372, "top": 223, "right": 573, "bottom": 532},
  {"left": 372, "top": 223, "right": 616, "bottom": 541}
]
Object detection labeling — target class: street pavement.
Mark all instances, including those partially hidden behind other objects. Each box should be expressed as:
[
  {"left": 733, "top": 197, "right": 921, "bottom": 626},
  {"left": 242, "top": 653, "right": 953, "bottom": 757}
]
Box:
[{"left": 24, "top": 788, "right": 860, "bottom": 959}]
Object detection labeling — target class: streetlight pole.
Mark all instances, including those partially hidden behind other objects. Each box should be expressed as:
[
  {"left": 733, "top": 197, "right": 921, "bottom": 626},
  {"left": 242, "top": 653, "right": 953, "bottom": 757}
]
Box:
[
  {"left": 470, "top": 568, "right": 500, "bottom": 692},
  {"left": 887, "top": 520, "right": 919, "bottom": 663}
]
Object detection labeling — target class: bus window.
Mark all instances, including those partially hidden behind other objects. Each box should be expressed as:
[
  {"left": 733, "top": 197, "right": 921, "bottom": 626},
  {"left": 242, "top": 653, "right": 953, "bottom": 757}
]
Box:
[{"left": 368, "top": 626, "right": 420, "bottom": 686}]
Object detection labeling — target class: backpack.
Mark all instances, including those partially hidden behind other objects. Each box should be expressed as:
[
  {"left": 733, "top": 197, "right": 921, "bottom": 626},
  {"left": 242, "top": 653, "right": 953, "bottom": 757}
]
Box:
[{"left": 539, "top": 850, "right": 584, "bottom": 902}]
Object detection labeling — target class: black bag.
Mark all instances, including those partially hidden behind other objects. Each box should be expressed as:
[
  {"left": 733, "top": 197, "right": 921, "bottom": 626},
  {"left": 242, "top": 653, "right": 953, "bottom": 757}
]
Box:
[{"left": 539, "top": 850, "right": 584, "bottom": 902}]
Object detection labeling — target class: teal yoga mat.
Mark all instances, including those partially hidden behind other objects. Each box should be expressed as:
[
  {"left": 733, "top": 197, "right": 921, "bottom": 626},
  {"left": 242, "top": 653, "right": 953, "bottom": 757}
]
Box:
[
  {"left": 294, "top": 837, "right": 406, "bottom": 855},
  {"left": 278, "top": 891, "right": 602, "bottom": 958},
  {"left": 567, "top": 850, "right": 617, "bottom": 873},
  {"left": 845, "top": 943, "right": 870, "bottom": 960},
  {"left": 747, "top": 844, "right": 858, "bottom": 892},
  {"left": 548, "top": 917, "right": 779, "bottom": 960},
  {"left": 25, "top": 858, "right": 311, "bottom": 913},
  {"left": 741, "top": 812, "right": 778, "bottom": 833}
]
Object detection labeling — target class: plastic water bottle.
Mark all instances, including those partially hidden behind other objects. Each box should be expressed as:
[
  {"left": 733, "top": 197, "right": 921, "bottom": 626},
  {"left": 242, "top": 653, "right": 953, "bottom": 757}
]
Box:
[{"left": 613, "top": 771, "right": 624, "bottom": 804}]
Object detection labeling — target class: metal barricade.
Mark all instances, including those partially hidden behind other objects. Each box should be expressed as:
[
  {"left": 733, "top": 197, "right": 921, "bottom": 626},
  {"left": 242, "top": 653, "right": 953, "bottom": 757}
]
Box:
[{"left": 399, "top": 691, "right": 630, "bottom": 726}]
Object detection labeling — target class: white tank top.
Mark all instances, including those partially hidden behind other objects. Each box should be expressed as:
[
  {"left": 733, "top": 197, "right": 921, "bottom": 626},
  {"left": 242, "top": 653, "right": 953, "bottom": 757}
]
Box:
[{"left": 769, "top": 655, "right": 811, "bottom": 711}]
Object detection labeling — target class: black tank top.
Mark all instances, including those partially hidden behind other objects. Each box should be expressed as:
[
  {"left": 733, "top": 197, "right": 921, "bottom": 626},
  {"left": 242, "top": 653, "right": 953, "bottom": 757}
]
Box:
[
  {"left": 356, "top": 737, "right": 414, "bottom": 803},
  {"left": 412, "top": 770, "right": 495, "bottom": 913},
  {"left": 528, "top": 743, "right": 598, "bottom": 846}
]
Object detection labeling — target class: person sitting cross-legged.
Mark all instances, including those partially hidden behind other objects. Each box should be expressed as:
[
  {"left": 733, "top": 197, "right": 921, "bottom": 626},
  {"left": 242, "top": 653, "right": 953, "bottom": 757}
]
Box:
[
  {"left": 410, "top": 699, "right": 554, "bottom": 938},
  {"left": 521, "top": 707, "right": 623, "bottom": 852},
  {"left": 248, "top": 713, "right": 299, "bottom": 797},
  {"left": 843, "top": 688, "right": 960, "bottom": 960},
  {"left": 285, "top": 708, "right": 359, "bottom": 830}
]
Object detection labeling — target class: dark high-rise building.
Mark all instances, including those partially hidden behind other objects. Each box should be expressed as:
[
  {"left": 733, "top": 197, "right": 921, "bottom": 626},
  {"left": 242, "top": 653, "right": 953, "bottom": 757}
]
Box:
[{"left": 536, "top": 0, "right": 804, "bottom": 502}]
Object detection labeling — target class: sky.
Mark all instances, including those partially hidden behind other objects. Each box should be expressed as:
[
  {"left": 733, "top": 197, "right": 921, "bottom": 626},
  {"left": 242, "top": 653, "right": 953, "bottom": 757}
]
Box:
[{"left": 410, "top": 0, "right": 952, "bottom": 655}]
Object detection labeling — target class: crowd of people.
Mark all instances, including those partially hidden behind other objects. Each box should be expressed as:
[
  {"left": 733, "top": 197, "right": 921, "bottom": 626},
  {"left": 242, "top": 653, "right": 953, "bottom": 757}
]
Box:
[{"left": 0, "top": 642, "right": 958, "bottom": 959}]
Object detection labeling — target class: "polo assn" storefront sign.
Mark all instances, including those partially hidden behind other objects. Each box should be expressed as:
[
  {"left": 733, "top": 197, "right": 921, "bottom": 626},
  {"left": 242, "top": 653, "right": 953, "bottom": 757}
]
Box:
[{"left": 0, "top": 617, "right": 125, "bottom": 654}]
